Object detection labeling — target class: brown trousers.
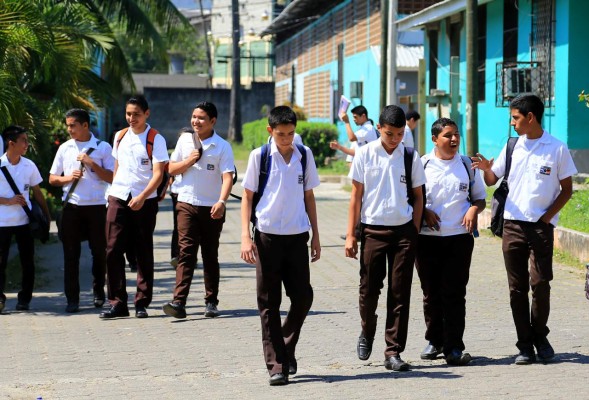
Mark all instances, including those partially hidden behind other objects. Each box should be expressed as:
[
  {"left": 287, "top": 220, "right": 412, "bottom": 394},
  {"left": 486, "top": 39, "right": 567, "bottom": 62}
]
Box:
[
  {"left": 502, "top": 219, "right": 554, "bottom": 351},
  {"left": 105, "top": 196, "right": 158, "bottom": 308},
  {"left": 255, "top": 231, "right": 313, "bottom": 376},
  {"left": 61, "top": 204, "right": 107, "bottom": 303},
  {"left": 415, "top": 233, "right": 474, "bottom": 354},
  {"left": 0, "top": 224, "right": 35, "bottom": 304},
  {"left": 173, "top": 202, "right": 224, "bottom": 305},
  {"left": 359, "top": 221, "right": 417, "bottom": 357}
]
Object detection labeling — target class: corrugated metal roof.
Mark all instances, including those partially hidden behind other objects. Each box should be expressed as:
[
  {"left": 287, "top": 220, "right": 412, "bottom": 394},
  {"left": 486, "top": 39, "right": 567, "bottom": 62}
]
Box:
[{"left": 397, "top": 44, "right": 424, "bottom": 70}]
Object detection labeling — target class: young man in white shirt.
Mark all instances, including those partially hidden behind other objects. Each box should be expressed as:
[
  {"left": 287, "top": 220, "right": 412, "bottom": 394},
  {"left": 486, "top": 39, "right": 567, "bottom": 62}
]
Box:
[
  {"left": 100, "top": 95, "right": 169, "bottom": 319},
  {"left": 49, "top": 109, "right": 114, "bottom": 313},
  {"left": 473, "top": 94, "right": 577, "bottom": 365},
  {"left": 240, "top": 106, "right": 321, "bottom": 386},
  {"left": 403, "top": 110, "right": 420, "bottom": 148},
  {"left": 416, "top": 118, "right": 486, "bottom": 365},
  {"left": 162, "top": 102, "right": 234, "bottom": 319},
  {"left": 345, "top": 105, "right": 425, "bottom": 372},
  {"left": 332, "top": 105, "right": 379, "bottom": 158},
  {"left": 0, "top": 126, "right": 50, "bottom": 312}
]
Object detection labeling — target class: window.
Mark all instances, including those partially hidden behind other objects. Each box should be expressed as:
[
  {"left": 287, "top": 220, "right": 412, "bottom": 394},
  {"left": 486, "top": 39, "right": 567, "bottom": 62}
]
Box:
[
  {"left": 428, "top": 29, "right": 438, "bottom": 92},
  {"left": 478, "top": 4, "right": 487, "bottom": 101},
  {"left": 503, "top": 0, "right": 518, "bottom": 63}
]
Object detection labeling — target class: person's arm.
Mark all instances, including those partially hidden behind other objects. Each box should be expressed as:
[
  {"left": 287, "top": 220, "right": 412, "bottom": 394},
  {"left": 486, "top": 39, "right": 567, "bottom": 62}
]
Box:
[
  {"left": 211, "top": 171, "right": 233, "bottom": 219},
  {"left": 0, "top": 193, "right": 26, "bottom": 206},
  {"left": 340, "top": 113, "right": 357, "bottom": 142},
  {"left": 77, "top": 152, "right": 113, "bottom": 184},
  {"left": 540, "top": 176, "right": 573, "bottom": 224},
  {"left": 330, "top": 141, "right": 355, "bottom": 156},
  {"left": 240, "top": 188, "right": 257, "bottom": 264},
  {"left": 31, "top": 185, "right": 51, "bottom": 221},
  {"left": 304, "top": 189, "right": 321, "bottom": 262},
  {"left": 49, "top": 171, "right": 81, "bottom": 187},
  {"left": 168, "top": 150, "right": 201, "bottom": 175},
  {"left": 472, "top": 154, "right": 499, "bottom": 186},
  {"left": 411, "top": 185, "right": 424, "bottom": 232},
  {"left": 462, "top": 199, "right": 486, "bottom": 234},
  {"left": 128, "top": 161, "right": 164, "bottom": 211},
  {"left": 345, "top": 180, "right": 363, "bottom": 259}
]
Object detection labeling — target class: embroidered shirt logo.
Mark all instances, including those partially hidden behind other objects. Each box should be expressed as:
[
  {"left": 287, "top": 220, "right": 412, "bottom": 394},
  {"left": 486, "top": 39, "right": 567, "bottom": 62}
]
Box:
[
  {"left": 539, "top": 166, "right": 552, "bottom": 175},
  {"left": 400, "top": 175, "right": 407, "bottom": 184},
  {"left": 23, "top": 184, "right": 30, "bottom": 191},
  {"left": 298, "top": 174, "right": 303, "bottom": 184},
  {"left": 141, "top": 158, "right": 149, "bottom": 166},
  {"left": 459, "top": 183, "right": 468, "bottom": 192},
  {"left": 207, "top": 164, "right": 215, "bottom": 171}
]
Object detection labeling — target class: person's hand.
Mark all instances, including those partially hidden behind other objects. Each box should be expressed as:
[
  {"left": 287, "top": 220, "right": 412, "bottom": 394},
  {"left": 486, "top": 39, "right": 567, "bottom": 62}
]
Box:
[
  {"left": 210, "top": 201, "right": 225, "bottom": 219},
  {"left": 339, "top": 112, "right": 350, "bottom": 124},
  {"left": 128, "top": 194, "right": 145, "bottom": 211},
  {"left": 77, "top": 152, "right": 93, "bottom": 166},
  {"left": 423, "top": 208, "right": 441, "bottom": 231},
  {"left": 8, "top": 194, "right": 27, "bottom": 206},
  {"left": 461, "top": 207, "right": 478, "bottom": 234},
  {"left": 240, "top": 235, "right": 257, "bottom": 264},
  {"left": 471, "top": 153, "right": 493, "bottom": 172},
  {"left": 344, "top": 234, "right": 358, "bottom": 259},
  {"left": 310, "top": 235, "right": 321, "bottom": 263},
  {"left": 187, "top": 149, "right": 201, "bottom": 166},
  {"left": 329, "top": 140, "right": 340, "bottom": 150},
  {"left": 70, "top": 169, "right": 83, "bottom": 181}
]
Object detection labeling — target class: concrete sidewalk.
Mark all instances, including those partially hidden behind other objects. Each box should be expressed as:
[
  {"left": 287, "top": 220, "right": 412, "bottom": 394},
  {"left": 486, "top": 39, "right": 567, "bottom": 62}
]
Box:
[{"left": 1, "top": 181, "right": 588, "bottom": 399}]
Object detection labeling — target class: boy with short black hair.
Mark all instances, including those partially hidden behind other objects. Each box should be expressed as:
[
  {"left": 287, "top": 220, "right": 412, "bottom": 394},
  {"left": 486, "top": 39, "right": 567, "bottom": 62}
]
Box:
[
  {"left": 0, "top": 125, "right": 50, "bottom": 312},
  {"left": 240, "top": 105, "right": 321, "bottom": 386},
  {"left": 100, "top": 95, "right": 169, "bottom": 319},
  {"left": 345, "top": 104, "right": 425, "bottom": 372},
  {"left": 404, "top": 110, "right": 420, "bottom": 148},
  {"left": 473, "top": 94, "right": 577, "bottom": 365},
  {"left": 50, "top": 108, "right": 114, "bottom": 313}
]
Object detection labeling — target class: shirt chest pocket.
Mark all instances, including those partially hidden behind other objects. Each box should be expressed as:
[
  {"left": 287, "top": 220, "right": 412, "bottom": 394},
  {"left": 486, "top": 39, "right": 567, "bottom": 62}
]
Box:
[
  {"left": 365, "top": 166, "right": 382, "bottom": 186},
  {"left": 130, "top": 142, "right": 150, "bottom": 170},
  {"left": 529, "top": 160, "right": 554, "bottom": 181},
  {"left": 201, "top": 152, "right": 220, "bottom": 173}
]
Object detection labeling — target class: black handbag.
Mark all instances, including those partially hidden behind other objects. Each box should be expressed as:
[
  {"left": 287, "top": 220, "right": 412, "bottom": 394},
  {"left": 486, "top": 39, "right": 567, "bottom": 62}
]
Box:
[
  {"left": 490, "top": 137, "right": 518, "bottom": 237},
  {"left": 1, "top": 165, "right": 50, "bottom": 243}
]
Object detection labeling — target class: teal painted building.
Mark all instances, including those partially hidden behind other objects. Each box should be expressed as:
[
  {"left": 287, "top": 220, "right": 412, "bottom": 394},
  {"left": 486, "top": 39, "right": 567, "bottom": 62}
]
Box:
[{"left": 398, "top": 0, "right": 589, "bottom": 172}]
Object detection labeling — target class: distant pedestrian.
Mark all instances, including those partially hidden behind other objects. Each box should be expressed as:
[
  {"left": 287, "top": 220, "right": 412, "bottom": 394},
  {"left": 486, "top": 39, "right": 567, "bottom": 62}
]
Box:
[
  {"left": 403, "top": 110, "right": 420, "bottom": 148},
  {"left": 473, "top": 94, "right": 577, "bottom": 365},
  {"left": 240, "top": 105, "right": 321, "bottom": 386},
  {"left": 345, "top": 105, "right": 425, "bottom": 372}
]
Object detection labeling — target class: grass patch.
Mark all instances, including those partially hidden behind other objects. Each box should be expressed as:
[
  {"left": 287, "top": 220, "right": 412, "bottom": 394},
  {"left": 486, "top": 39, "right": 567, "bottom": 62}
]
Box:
[
  {"left": 559, "top": 189, "right": 589, "bottom": 233},
  {"left": 317, "top": 160, "right": 350, "bottom": 176}
]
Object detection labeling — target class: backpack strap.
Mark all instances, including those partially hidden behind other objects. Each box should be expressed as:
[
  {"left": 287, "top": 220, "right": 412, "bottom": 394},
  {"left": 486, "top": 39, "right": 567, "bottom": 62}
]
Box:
[
  {"left": 504, "top": 136, "right": 518, "bottom": 180},
  {"left": 404, "top": 146, "right": 414, "bottom": 204},
  {"left": 115, "top": 127, "right": 129, "bottom": 150},
  {"left": 145, "top": 128, "right": 159, "bottom": 161},
  {"left": 460, "top": 154, "right": 475, "bottom": 203},
  {"left": 295, "top": 143, "right": 307, "bottom": 186}
]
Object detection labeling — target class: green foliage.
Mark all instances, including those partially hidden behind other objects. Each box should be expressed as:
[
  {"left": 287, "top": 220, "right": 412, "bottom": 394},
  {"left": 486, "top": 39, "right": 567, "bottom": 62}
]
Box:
[
  {"left": 559, "top": 189, "right": 589, "bottom": 233},
  {"left": 317, "top": 159, "right": 350, "bottom": 175},
  {"left": 579, "top": 90, "right": 589, "bottom": 108},
  {"left": 241, "top": 118, "right": 338, "bottom": 166}
]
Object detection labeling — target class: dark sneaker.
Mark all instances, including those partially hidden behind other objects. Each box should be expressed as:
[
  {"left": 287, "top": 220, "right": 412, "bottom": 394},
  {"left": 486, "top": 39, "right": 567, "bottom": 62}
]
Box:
[
  {"left": 420, "top": 342, "right": 443, "bottom": 360},
  {"left": 515, "top": 349, "right": 536, "bottom": 365},
  {"left": 535, "top": 337, "right": 555, "bottom": 362},
  {"left": 445, "top": 349, "right": 472, "bottom": 366},
  {"left": 384, "top": 355, "right": 410, "bottom": 371},
  {"left": 93, "top": 288, "right": 105, "bottom": 308},
  {"left": 0, "top": 299, "right": 5, "bottom": 313},
  {"left": 204, "top": 302, "right": 219, "bottom": 318},
  {"left": 135, "top": 306, "right": 148, "bottom": 318},
  {"left": 269, "top": 373, "right": 288, "bottom": 386},
  {"left": 99, "top": 303, "right": 129, "bottom": 319},
  {"left": 65, "top": 303, "right": 79, "bottom": 313},
  {"left": 357, "top": 333, "right": 374, "bottom": 360},
  {"left": 15, "top": 302, "right": 29, "bottom": 311},
  {"left": 288, "top": 358, "right": 298, "bottom": 375},
  {"left": 162, "top": 302, "right": 187, "bottom": 319}
]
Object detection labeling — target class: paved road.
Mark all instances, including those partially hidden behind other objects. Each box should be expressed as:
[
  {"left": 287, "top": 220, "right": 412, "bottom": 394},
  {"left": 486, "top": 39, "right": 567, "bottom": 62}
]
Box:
[{"left": 1, "top": 181, "right": 588, "bottom": 399}]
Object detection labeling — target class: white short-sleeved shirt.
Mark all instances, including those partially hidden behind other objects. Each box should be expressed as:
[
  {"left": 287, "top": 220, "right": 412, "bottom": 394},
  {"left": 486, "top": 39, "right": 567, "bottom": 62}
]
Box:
[
  {"left": 420, "top": 150, "right": 486, "bottom": 236},
  {"left": 491, "top": 131, "right": 577, "bottom": 226},
  {"left": 242, "top": 143, "right": 320, "bottom": 235},
  {"left": 346, "top": 142, "right": 358, "bottom": 163},
  {"left": 403, "top": 125, "right": 415, "bottom": 148},
  {"left": 109, "top": 124, "right": 169, "bottom": 201},
  {"left": 49, "top": 134, "right": 114, "bottom": 206},
  {"left": 355, "top": 121, "right": 379, "bottom": 147},
  {"left": 0, "top": 154, "right": 43, "bottom": 227},
  {"left": 171, "top": 131, "right": 234, "bottom": 206},
  {"left": 0, "top": 136, "right": 4, "bottom": 155},
  {"left": 170, "top": 174, "right": 181, "bottom": 194},
  {"left": 349, "top": 140, "right": 426, "bottom": 226}
]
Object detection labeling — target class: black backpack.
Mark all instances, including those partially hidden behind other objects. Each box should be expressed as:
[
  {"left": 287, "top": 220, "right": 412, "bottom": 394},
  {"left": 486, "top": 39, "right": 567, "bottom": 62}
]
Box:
[
  {"left": 490, "top": 137, "right": 518, "bottom": 237},
  {"left": 250, "top": 143, "right": 307, "bottom": 225}
]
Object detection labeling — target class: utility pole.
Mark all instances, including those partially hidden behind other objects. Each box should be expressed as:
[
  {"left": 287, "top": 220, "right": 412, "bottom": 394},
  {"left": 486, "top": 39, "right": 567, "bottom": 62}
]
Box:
[
  {"left": 465, "top": 0, "right": 478, "bottom": 155},
  {"left": 386, "top": 0, "right": 398, "bottom": 106},
  {"left": 228, "top": 0, "right": 242, "bottom": 142},
  {"left": 379, "top": 0, "right": 389, "bottom": 111},
  {"left": 198, "top": 0, "right": 212, "bottom": 88}
]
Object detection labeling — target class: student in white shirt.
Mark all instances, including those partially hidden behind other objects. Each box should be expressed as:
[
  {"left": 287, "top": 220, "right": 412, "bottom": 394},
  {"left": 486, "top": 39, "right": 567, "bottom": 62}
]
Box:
[
  {"left": 162, "top": 102, "right": 234, "bottom": 319},
  {"left": 240, "top": 106, "right": 320, "bottom": 386},
  {"left": 403, "top": 110, "right": 420, "bottom": 148},
  {"left": 345, "top": 105, "right": 425, "bottom": 372},
  {"left": 0, "top": 126, "right": 50, "bottom": 312},
  {"left": 100, "top": 95, "right": 169, "bottom": 319},
  {"left": 49, "top": 109, "right": 114, "bottom": 313},
  {"left": 331, "top": 105, "right": 379, "bottom": 158},
  {"left": 415, "top": 118, "right": 486, "bottom": 366},
  {"left": 473, "top": 94, "right": 577, "bottom": 365}
]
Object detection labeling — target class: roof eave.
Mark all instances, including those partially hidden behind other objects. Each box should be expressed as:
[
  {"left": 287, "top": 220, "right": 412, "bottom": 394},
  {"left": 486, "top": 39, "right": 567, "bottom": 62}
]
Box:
[{"left": 397, "top": 0, "right": 494, "bottom": 31}]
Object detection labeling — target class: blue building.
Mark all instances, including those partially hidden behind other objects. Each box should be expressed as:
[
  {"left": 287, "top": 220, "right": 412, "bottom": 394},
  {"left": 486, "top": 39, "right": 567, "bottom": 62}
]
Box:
[{"left": 398, "top": 0, "right": 589, "bottom": 172}]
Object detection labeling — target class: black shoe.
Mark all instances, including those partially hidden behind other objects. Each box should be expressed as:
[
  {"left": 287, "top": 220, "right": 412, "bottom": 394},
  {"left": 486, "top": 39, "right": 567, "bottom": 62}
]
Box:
[
  {"left": 65, "top": 303, "right": 79, "bottom": 313},
  {"left": 135, "top": 306, "right": 148, "bottom": 318},
  {"left": 93, "top": 288, "right": 105, "bottom": 308},
  {"left": 445, "top": 349, "right": 472, "bottom": 366},
  {"left": 357, "top": 333, "right": 374, "bottom": 360},
  {"left": 15, "top": 302, "right": 29, "bottom": 311},
  {"left": 99, "top": 303, "right": 129, "bottom": 319},
  {"left": 384, "top": 355, "right": 410, "bottom": 371},
  {"left": 420, "top": 342, "right": 443, "bottom": 360},
  {"left": 535, "top": 337, "right": 555, "bottom": 362},
  {"left": 0, "top": 299, "right": 5, "bottom": 313},
  {"left": 288, "top": 358, "right": 298, "bottom": 375},
  {"left": 514, "top": 349, "right": 536, "bottom": 365},
  {"left": 162, "top": 302, "right": 186, "bottom": 319},
  {"left": 269, "top": 373, "right": 288, "bottom": 386},
  {"left": 204, "top": 302, "right": 219, "bottom": 318}
]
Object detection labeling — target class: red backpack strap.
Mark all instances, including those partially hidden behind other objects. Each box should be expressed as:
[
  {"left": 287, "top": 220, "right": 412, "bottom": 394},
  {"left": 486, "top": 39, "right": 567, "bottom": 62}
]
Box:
[
  {"left": 115, "top": 127, "right": 129, "bottom": 150},
  {"left": 145, "top": 128, "right": 159, "bottom": 161}
]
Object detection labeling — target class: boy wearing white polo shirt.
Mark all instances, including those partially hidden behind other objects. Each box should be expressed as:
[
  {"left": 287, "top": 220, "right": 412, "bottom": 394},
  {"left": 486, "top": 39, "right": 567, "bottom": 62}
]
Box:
[
  {"left": 416, "top": 118, "right": 486, "bottom": 365},
  {"left": 474, "top": 94, "right": 577, "bottom": 365},
  {"left": 162, "top": 102, "right": 234, "bottom": 319},
  {"left": 100, "top": 95, "right": 169, "bottom": 319},
  {"left": 240, "top": 106, "right": 321, "bottom": 386},
  {"left": 49, "top": 109, "right": 114, "bottom": 313},
  {"left": 0, "top": 126, "right": 50, "bottom": 312},
  {"left": 345, "top": 105, "right": 425, "bottom": 372}
]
